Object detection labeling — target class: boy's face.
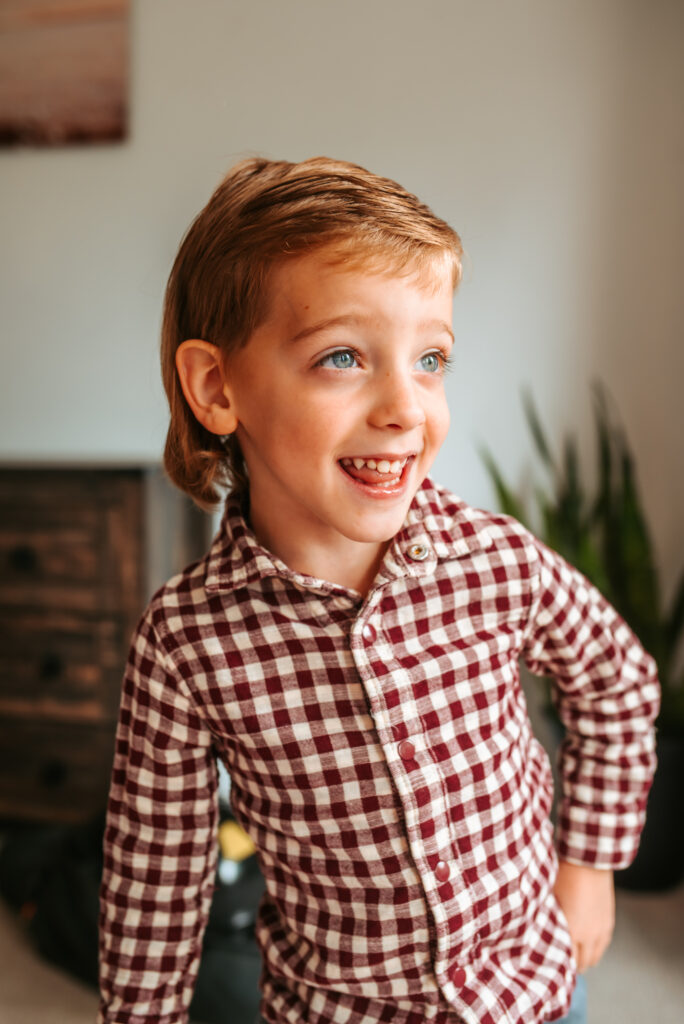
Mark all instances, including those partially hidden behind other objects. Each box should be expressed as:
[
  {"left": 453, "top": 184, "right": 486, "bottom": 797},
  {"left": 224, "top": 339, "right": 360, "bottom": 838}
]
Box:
[{"left": 225, "top": 248, "right": 454, "bottom": 580}]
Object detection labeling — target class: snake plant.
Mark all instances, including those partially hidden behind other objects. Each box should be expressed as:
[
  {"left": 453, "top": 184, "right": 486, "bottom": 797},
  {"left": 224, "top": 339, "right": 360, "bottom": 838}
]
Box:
[{"left": 481, "top": 384, "right": 684, "bottom": 736}]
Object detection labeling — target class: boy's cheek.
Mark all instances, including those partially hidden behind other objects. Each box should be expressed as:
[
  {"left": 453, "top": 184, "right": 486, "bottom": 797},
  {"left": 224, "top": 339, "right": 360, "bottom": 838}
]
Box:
[
  {"left": 440, "top": 402, "right": 451, "bottom": 441},
  {"left": 430, "top": 401, "right": 451, "bottom": 456}
]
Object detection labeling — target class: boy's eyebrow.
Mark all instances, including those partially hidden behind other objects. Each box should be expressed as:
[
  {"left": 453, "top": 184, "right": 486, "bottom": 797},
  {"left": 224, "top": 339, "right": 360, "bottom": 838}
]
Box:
[{"left": 289, "top": 314, "right": 454, "bottom": 345}]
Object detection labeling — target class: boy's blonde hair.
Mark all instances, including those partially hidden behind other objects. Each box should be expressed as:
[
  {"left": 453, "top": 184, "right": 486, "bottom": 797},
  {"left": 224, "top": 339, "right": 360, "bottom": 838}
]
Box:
[{"left": 161, "top": 156, "right": 464, "bottom": 507}]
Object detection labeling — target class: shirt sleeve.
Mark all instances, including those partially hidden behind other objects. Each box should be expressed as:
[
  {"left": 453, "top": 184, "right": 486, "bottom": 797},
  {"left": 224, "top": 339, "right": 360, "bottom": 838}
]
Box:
[
  {"left": 98, "top": 611, "right": 219, "bottom": 1024},
  {"left": 521, "top": 535, "right": 660, "bottom": 870}
]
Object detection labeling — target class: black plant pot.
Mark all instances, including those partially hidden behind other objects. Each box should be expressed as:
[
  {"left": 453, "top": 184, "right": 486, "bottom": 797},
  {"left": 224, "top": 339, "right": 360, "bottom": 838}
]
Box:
[{"left": 615, "top": 733, "right": 684, "bottom": 892}]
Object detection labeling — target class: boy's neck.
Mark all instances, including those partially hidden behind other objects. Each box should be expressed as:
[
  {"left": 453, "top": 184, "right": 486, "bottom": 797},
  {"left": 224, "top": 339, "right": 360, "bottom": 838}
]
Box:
[{"left": 247, "top": 503, "right": 390, "bottom": 597}]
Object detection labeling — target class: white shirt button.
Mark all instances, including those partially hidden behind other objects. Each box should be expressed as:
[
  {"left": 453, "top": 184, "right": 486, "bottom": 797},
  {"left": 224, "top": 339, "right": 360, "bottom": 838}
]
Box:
[
  {"left": 362, "top": 623, "right": 377, "bottom": 643},
  {"left": 407, "top": 543, "right": 430, "bottom": 562}
]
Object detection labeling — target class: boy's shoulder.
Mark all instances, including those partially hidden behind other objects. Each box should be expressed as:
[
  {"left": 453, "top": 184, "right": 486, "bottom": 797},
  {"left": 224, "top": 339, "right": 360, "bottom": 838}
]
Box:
[
  {"left": 140, "top": 480, "right": 545, "bottom": 646},
  {"left": 411, "top": 477, "right": 540, "bottom": 562},
  {"left": 139, "top": 490, "right": 295, "bottom": 642},
  {"left": 141, "top": 547, "right": 216, "bottom": 646}
]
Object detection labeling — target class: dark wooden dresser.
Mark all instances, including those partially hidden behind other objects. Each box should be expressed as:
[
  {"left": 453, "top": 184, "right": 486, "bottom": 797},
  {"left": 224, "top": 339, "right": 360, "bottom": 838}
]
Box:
[{"left": 0, "top": 465, "right": 212, "bottom": 823}]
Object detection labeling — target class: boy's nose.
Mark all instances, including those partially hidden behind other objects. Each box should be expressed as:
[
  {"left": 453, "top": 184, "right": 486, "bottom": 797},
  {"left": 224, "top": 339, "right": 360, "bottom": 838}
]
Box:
[{"left": 367, "top": 372, "right": 426, "bottom": 432}]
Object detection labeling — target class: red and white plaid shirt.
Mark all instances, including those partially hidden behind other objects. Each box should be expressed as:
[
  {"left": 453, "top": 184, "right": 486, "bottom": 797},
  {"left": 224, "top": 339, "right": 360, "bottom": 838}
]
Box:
[{"left": 98, "top": 478, "right": 659, "bottom": 1024}]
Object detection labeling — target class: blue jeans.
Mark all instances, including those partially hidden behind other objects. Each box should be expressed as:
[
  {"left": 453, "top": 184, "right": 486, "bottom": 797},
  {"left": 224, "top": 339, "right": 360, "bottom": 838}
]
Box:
[
  {"left": 545, "top": 974, "right": 587, "bottom": 1024},
  {"left": 256, "top": 976, "right": 587, "bottom": 1024}
]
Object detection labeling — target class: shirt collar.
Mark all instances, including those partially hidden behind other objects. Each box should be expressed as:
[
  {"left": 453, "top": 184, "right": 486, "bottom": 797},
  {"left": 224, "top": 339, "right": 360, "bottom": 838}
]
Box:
[{"left": 204, "top": 477, "right": 494, "bottom": 597}]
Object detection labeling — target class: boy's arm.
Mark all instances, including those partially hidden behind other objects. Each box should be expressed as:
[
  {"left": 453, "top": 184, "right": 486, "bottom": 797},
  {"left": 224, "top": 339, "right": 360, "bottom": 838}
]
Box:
[
  {"left": 553, "top": 860, "right": 615, "bottom": 972},
  {"left": 98, "top": 612, "right": 218, "bottom": 1024},
  {"left": 521, "top": 535, "right": 660, "bottom": 964}
]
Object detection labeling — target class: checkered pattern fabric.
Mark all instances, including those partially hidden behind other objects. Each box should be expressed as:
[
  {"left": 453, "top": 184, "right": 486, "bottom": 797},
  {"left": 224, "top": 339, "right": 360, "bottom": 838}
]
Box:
[{"left": 98, "top": 478, "right": 659, "bottom": 1024}]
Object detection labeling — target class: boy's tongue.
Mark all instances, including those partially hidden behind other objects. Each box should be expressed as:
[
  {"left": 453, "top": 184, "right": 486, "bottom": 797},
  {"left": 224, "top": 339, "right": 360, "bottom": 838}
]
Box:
[{"left": 342, "top": 460, "right": 399, "bottom": 485}]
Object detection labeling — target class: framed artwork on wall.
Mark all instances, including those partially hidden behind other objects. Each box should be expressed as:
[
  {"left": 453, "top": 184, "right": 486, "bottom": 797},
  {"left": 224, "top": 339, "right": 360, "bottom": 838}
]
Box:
[{"left": 0, "top": 0, "right": 129, "bottom": 147}]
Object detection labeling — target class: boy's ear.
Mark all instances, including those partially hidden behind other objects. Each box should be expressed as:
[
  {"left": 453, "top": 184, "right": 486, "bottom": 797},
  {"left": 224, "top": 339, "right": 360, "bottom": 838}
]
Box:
[{"left": 175, "top": 340, "right": 239, "bottom": 435}]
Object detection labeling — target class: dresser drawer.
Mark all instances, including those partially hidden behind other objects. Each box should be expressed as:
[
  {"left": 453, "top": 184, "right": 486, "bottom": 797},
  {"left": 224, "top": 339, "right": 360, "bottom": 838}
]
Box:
[
  {"left": 0, "top": 718, "right": 116, "bottom": 823},
  {"left": 0, "top": 469, "right": 142, "bottom": 615},
  {"left": 0, "top": 611, "right": 125, "bottom": 721},
  {"left": 0, "top": 464, "right": 211, "bottom": 824}
]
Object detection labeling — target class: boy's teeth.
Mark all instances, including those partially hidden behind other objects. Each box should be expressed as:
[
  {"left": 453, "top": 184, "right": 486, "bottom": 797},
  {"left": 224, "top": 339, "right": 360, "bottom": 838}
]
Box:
[{"left": 343, "top": 456, "right": 408, "bottom": 474}]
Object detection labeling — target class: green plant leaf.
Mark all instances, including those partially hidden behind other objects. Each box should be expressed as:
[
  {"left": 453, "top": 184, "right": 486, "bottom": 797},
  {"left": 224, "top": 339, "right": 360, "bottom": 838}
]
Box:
[
  {"left": 665, "top": 567, "right": 684, "bottom": 670},
  {"left": 610, "top": 435, "right": 662, "bottom": 662},
  {"left": 522, "top": 390, "right": 557, "bottom": 478},
  {"left": 478, "top": 382, "right": 684, "bottom": 733},
  {"left": 658, "top": 670, "right": 684, "bottom": 738},
  {"left": 479, "top": 446, "right": 529, "bottom": 526},
  {"left": 572, "top": 534, "right": 614, "bottom": 602},
  {"left": 591, "top": 383, "right": 613, "bottom": 527},
  {"left": 556, "top": 436, "right": 585, "bottom": 551},
  {"left": 591, "top": 385, "right": 625, "bottom": 604}
]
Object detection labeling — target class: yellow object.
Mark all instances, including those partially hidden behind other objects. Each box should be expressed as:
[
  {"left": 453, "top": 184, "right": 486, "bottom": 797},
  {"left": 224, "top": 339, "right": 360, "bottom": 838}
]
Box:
[{"left": 218, "top": 820, "right": 256, "bottom": 862}]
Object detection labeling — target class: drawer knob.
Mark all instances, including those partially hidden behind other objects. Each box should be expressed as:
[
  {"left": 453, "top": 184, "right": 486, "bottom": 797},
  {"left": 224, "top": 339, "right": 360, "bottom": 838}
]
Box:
[
  {"left": 40, "top": 654, "right": 64, "bottom": 680},
  {"left": 39, "top": 759, "right": 67, "bottom": 789},
  {"left": 9, "top": 544, "right": 38, "bottom": 573}
]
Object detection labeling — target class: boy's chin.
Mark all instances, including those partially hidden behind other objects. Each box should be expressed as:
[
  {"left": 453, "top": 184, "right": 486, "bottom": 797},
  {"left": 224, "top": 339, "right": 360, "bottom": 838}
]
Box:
[{"left": 341, "top": 507, "right": 415, "bottom": 547}]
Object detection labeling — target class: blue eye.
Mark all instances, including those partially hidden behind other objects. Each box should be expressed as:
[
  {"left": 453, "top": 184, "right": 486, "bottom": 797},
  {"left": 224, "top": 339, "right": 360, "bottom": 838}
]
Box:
[
  {"left": 418, "top": 352, "right": 444, "bottom": 373},
  {"left": 319, "top": 349, "right": 358, "bottom": 369}
]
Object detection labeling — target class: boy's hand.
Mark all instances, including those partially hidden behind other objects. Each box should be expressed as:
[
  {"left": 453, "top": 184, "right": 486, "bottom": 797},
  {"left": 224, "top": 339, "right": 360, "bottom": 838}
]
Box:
[{"left": 553, "top": 860, "right": 615, "bottom": 972}]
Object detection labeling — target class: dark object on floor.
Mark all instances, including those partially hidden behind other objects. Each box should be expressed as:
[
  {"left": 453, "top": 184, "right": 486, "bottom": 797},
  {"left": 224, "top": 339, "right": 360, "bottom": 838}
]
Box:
[
  {"left": 190, "top": 852, "right": 265, "bottom": 1024},
  {"left": 0, "top": 815, "right": 102, "bottom": 985},
  {"left": 0, "top": 813, "right": 265, "bottom": 1024}
]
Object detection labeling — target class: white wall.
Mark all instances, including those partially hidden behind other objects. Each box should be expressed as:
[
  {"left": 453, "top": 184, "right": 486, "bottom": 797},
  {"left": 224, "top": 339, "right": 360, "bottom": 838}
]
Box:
[{"left": 1, "top": 0, "right": 682, "bottom": 593}]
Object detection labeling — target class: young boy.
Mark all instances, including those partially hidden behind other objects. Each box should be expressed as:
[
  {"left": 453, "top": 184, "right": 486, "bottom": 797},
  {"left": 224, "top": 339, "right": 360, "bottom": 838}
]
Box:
[{"left": 98, "top": 157, "right": 659, "bottom": 1024}]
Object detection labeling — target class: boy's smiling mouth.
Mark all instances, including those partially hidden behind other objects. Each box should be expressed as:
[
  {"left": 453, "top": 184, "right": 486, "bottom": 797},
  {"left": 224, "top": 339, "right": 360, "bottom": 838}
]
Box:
[{"left": 338, "top": 454, "right": 416, "bottom": 491}]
